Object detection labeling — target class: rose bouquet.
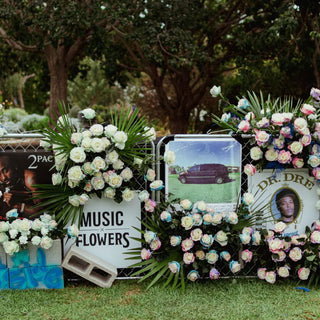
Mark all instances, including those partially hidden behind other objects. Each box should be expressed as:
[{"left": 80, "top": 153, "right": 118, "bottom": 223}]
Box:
[
  {"left": 211, "top": 87, "right": 320, "bottom": 177},
  {"left": 0, "top": 208, "right": 78, "bottom": 255},
  {"left": 34, "top": 104, "right": 162, "bottom": 227},
  {"left": 127, "top": 193, "right": 267, "bottom": 290}
]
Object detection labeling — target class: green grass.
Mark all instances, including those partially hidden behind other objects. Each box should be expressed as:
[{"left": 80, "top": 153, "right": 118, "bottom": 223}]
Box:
[
  {"left": 1, "top": 278, "right": 320, "bottom": 320},
  {"left": 168, "top": 173, "right": 241, "bottom": 203}
]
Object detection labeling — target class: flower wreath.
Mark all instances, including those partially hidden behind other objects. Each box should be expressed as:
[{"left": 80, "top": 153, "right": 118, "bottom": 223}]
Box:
[{"left": 35, "top": 105, "right": 173, "bottom": 227}]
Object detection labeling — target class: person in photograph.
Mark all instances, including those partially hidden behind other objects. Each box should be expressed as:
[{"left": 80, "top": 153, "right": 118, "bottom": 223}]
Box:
[
  {"left": 275, "top": 189, "right": 299, "bottom": 223},
  {"left": 0, "top": 155, "right": 41, "bottom": 218}
]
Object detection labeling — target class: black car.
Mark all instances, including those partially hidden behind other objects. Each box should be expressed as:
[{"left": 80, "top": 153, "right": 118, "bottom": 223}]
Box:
[{"left": 178, "top": 163, "right": 233, "bottom": 184}]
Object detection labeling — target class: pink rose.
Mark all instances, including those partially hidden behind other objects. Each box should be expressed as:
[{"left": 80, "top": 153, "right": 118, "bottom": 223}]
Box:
[
  {"left": 313, "top": 167, "right": 320, "bottom": 180},
  {"left": 238, "top": 120, "right": 250, "bottom": 133},
  {"left": 244, "top": 164, "right": 256, "bottom": 176},
  {"left": 254, "top": 129, "right": 270, "bottom": 146},
  {"left": 292, "top": 157, "right": 304, "bottom": 168},
  {"left": 301, "top": 103, "right": 316, "bottom": 115},
  {"left": 300, "top": 135, "right": 312, "bottom": 147},
  {"left": 298, "top": 267, "right": 310, "bottom": 280},
  {"left": 277, "top": 150, "right": 292, "bottom": 164}
]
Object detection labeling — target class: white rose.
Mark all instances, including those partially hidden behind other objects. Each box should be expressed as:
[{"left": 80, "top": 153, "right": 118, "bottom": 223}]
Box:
[
  {"left": 122, "top": 188, "right": 135, "bottom": 202},
  {"left": 265, "top": 148, "right": 279, "bottom": 162},
  {"left": 103, "top": 187, "right": 116, "bottom": 199},
  {"left": 91, "top": 138, "right": 105, "bottom": 153},
  {"left": 133, "top": 157, "right": 143, "bottom": 167},
  {"left": 40, "top": 139, "right": 51, "bottom": 149},
  {"left": 113, "top": 159, "right": 124, "bottom": 170},
  {"left": 3, "top": 241, "right": 19, "bottom": 255},
  {"left": 19, "top": 235, "right": 28, "bottom": 245},
  {"left": 242, "top": 192, "right": 254, "bottom": 206},
  {"left": 195, "top": 201, "right": 207, "bottom": 212},
  {"left": 40, "top": 236, "right": 53, "bottom": 250},
  {"left": 113, "top": 131, "right": 128, "bottom": 144},
  {"left": 150, "top": 180, "right": 164, "bottom": 190},
  {"left": 79, "top": 193, "right": 89, "bottom": 205},
  {"left": 215, "top": 230, "right": 228, "bottom": 246},
  {"left": 40, "top": 214, "right": 52, "bottom": 224},
  {"left": 106, "top": 150, "right": 119, "bottom": 164},
  {"left": 120, "top": 168, "right": 133, "bottom": 181},
  {"left": 90, "top": 124, "right": 104, "bottom": 136},
  {"left": 108, "top": 174, "right": 123, "bottom": 188},
  {"left": 19, "top": 219, "right": 31, "bottom": 233},
  {"left": 145, "top": 168, "right": 156, "bottom": 181},
  {"left": 138, "top": 190, "right": 150, "bottom": 202},
  {"left": 0, "top": 221, "right": 9, "bottom": 232},
  {"left": 91, "top": 175, "right": 105, "bottom": 190},
  {"left": 104, "top": 124, "right": 118, "bottom": 137},
  {"left": 70, "top": 147, "right": 86, "bottom": 163},
  {"left": 181, "top": 216, "right": 194, "bottom": 230},
  {"left": 164, "top": 150, "right": 176, "bottom": 165},
  {"left": 250, "top": 147, "right": 263, "bottom": 160},
  {"left": 54, "top": 153, "right": 67, "bottom": 171},
  {"left": 68, "top": 224, "right": 79, "bottom": 238},
  {"left": 101, "top": 137, "right": 111, "bottom": 149},
  {"left": 180, "top": 199, "right": 193, "bottom": 210},
  {"left": 81, "top": 108, "right": 96, "bottom": 120},
  {"left": 71, "top": 132, "right": 83, "bottom": 145},
  {"left": 9, "top": 229, "right": 18, "bottom": 239},
  {"left": 41, "top": 226, "right": 49, "bottom": 236},
  {"left": 82, "top": 130, "right": 92, "bottom": 138},
  {"left": 68, "top": 166, "right": 85, "bottom": 183},
  {"left": 52, "top": 172, "right": 63, "bottom": 185},
  {"left": 92, "top": 156, "right": 106, "bottom": 171},
  {"left": 144, "top": 126, "right": 156, "bottom": 141},
  {"left": 0, "top": 232, "right": 8, "bottom": 243},
  {"left": 190, "top": 228, "right": 203, "bottom": 241},
  {"left": 31, "top": 236, "right": 41, "bottom": 246},
  {"left": 210, "top": 85, "right": 221, "bottom": 97},
  {"left": 82, "top": 162, "right": 95, "bottom": 175},
  {"left": 288, "top": 141, "right": 303, "bottom": 155},
  {"left": 69, "top": 195, "right": 80, "bottom": 207},
  {"left": 81, "top": 137, "right": 92, "bottom": 151}
]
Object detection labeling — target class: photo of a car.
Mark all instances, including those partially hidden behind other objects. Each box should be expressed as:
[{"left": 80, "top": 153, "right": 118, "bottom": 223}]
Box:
[{"left": 178, "top": 163, "right": 233, "bottom": 184}]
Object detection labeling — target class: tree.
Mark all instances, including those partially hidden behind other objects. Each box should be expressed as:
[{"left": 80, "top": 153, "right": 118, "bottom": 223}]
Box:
[
  {"left": 109, "top": 0, "right": 292, "bottom": 133},
  {"left": 0, "top": 1, "right": 114, "bottom": 120}
]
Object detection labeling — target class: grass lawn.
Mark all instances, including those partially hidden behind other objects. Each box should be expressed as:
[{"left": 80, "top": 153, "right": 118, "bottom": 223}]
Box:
[
  {"left": 168, "top": 173, "right": 241, "bottom": 204},
  {"left": 2, "top": 278, "right": 320, "bottom": 320}
]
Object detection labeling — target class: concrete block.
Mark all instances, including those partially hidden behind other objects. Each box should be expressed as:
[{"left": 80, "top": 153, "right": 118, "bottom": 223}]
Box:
[
  {"left": 0, "top": 268, "right": 9, "bottom": 289},
  {"left": 0, "top": 246, "right": 6, "bottom": 269},
  {"left": 7, "top": 239, "right": 62, "bottom": 269},
  {"left": 62, "top": 245, "right": 117, "bottom": 288},
  {"left": 9, "top": 265, "right": 64, "bottom": 290}
]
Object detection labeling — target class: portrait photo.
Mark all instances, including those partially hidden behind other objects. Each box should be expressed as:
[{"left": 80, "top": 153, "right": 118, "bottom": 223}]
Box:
[
  {"left": 270, "top": 188, "right": 301, "bottom": 224},
  {"left": 249, "top": 169, "right": 319, "bottom": 235},
  {"left": 0, "top": 151, "right": 54, "bottom": 219}
]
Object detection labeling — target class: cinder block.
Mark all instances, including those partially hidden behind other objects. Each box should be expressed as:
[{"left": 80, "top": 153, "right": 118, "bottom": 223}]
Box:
[
  {"left": 0, "top": 246, "right": 6, "bottom": 269},
  {"left": 9, "top": 265, "right": 64, "bottom": 290},
  {"left": 7, "top": 239, "right": 62, "bottom": 269},
  {"left": 0, "top": 268, "right": 9, "bottom": 289},
  {"left": 62, "top": 245, "right": 117, "bottom": 288}
]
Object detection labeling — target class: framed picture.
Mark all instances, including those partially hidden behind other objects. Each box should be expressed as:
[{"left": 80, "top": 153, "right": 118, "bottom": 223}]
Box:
[
  {"left": 163, "top": 134, "right": 242, "bottom": 212},
  {"left": 249, "top": 169, "right": 319, "bottom": 235},
  {"left": 0, "top": 151, "right": 54, "bottom": 219}
]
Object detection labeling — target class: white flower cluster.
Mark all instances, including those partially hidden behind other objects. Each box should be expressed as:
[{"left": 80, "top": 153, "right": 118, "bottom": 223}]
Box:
[
  {"left": 0, "top": 209, "right": 78, "bottom": 255},
  {"left": 50, "top": 114, "right": 166, "bottom": 206}
]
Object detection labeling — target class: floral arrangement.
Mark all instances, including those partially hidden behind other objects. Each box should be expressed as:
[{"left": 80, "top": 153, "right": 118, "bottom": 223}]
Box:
[
  {"left": 127, "top": 194, "right": 320, "bottom": 290},
  {"left": 36, "top": 104, "right": 171, "bottom": 227},
  {"left": 210, "top": 87, "right": 320, "bottom": 178},
  {"left": 0, "top": 208, "right": 79, "bottom": 255}
]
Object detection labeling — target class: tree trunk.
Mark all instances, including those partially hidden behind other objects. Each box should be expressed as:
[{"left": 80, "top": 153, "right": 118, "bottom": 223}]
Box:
[
  {"left": 168, "top": 107, "right": 191, "bottom": 134},
  {"left": 44, "top": 46, "right": 69, "bottom": 122}
]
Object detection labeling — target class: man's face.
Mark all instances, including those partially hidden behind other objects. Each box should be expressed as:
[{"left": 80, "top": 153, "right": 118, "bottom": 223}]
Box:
[
  {"left": 0, "top": 161, "right": 13, "bottom": 185},
  {"left": 279, "top": 195, "right": 295, "bottom": 218}
]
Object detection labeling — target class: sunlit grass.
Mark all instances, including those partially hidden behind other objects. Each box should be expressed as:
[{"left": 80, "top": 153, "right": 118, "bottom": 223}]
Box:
[{"left": 1, "top": 278, "right": 320, "bottom": 320}]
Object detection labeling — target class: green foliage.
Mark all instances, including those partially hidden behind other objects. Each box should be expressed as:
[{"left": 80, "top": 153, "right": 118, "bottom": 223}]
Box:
[
  {"left": 68, "top": 57, "right": 123, "bottom": 109},
  {"left": 3, "top": 108, "right": 28, "bottom": 122},
  {"left": 18, "top": 114, "right": 49, "bottom": 132}
]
